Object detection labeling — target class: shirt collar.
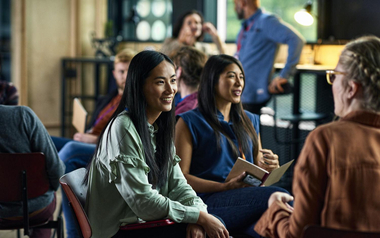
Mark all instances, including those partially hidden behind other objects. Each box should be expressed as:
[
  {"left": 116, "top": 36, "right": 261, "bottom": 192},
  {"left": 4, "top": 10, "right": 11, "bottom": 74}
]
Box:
[
  {"left": 147, "top": 121, "right": 158, "bottom": 135},
  {"left": 340, "top": 110, "right": 380, "bottom": 128},
  {"left": 242, "top": 8, "right": 262, "bottom": 28},
  {"left": 216, "top": 110, "right": 236, "bottom": 126},
  {"left": 217, "top": 110, "right": 225, "bottom": 121}
]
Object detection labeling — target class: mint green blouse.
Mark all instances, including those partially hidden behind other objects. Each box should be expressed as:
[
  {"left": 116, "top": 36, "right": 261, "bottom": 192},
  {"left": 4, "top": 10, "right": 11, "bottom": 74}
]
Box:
[{"left": 85, "top": 111, "right": 207, "bottom": 238}]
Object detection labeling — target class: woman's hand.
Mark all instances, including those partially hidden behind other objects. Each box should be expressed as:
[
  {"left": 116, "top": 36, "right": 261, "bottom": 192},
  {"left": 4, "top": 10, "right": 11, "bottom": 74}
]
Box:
[
  {"left": 202, "top": 22, "right": 218, "bottom": 37},
  {"left": 202, "top": 22, "right": 226, "bottom": 54},
  {"left": 268, "top": 192, "right": 294, "bottom": 211},
  {"left": 187, "top": 224, "right": 205, "bottom": 238},
  {"left": 224, "top": 172, "right": 250, "bottom": 191},
  {"left": 197, "top": 211, "right": 229, "bottom": 238},
  {"left": 258, "top": 149, "right": 280, "bottom": 172}
]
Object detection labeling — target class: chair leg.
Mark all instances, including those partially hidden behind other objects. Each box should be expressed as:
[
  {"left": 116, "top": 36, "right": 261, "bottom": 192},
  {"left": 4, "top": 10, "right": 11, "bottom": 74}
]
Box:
[
  {"left": 51, "top": 203, "right": 63, "bottom": 238},
  {"left": 22, "top": 171, "right": 30, "bottom": 236},
  {"left": 17, "top": 229, "right": 21, "bottom": 238},
  {"left": 57, "top": 216, "right": 63, "bottom": 238}
]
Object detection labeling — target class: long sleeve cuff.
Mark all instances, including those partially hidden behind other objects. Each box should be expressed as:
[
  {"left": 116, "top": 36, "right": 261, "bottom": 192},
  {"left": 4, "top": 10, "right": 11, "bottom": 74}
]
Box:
[
  {"left": 254, "top": 200, "right": 293, "bottom": 238},
  {"left": 182, "top": 206, "right": 200, "bottom": 224}
]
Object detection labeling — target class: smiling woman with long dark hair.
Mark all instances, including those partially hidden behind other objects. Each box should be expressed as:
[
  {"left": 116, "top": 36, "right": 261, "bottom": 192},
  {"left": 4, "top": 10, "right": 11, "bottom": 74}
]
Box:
[
  {"left": 175, "top": 54, "right": 289, "bottom": 237},
  {"left": 84, "top": 50, "right": 229, "bottom": 238}
]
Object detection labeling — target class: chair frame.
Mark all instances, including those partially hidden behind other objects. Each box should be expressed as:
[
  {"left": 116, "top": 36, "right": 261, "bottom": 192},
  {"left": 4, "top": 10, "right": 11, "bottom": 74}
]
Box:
[
  {"left": 60, "top": 168, "right": 177, "bottom": 238},
  {"left": 59, "top": 168, "right": 92, "bottom": 238},
  {"left": 0, "top": 152, "right": 63, "bottom": 238}
]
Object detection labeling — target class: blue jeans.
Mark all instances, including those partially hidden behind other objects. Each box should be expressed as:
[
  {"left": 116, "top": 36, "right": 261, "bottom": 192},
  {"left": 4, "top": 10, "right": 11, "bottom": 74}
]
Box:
[
  {"left": 51, "top": 136, "right": 73, "bottom": 152},
  {"left": 200, "top": 186, "right": 290, "bottom": 238},
  {"left": 59, "top": 141, "right": 96, "bottom": 238}
]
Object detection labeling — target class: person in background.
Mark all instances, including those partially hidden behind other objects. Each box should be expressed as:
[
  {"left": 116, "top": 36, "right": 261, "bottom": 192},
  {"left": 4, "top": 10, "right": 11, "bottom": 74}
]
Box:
[
  {"left": 0, "top": 105, "right": 65, "bottom": 238},
  {"left": 255, "top": 36, "right": 380, "bottom": 237},
  {"left": 85, "top": 51, "right": 229, "bottom": 238},
  {"left": 234, "top": 0, "right": 305, "bottom": 114},
  {"left": 52, "top": 48, "right": 136, "bottom": 151},
  {"left": 172, "top": 46, "right": 207, "bottom": 116},
  {"left": 175, "top": 54, "right": 289, "bottom": 237},
  {"left": 161, "top": 10, "right": 225, "bottom": 59},
  {"left": 58, "top": 48, "right": 136, "bottom": 238}
]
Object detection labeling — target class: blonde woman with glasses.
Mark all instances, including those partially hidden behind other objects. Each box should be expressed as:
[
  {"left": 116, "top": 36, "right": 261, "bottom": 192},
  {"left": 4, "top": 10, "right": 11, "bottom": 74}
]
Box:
[{"left": 255, "top": 36, "right": 380, "bottom": 237}]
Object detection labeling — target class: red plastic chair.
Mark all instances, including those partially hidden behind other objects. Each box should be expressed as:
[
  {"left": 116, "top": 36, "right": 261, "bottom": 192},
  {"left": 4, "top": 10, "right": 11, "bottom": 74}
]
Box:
[
  {"left": 59, "top": 168, "right": 92, "bottom": 238},
  {"left": 59, "top": 168, "right": 176, "bottom": 238},
  {"left": 0, "top": 152, "right": 63, "bottom": 238},
  {"left": 302, "top": 225, "right": 380, "bottom": 238}
]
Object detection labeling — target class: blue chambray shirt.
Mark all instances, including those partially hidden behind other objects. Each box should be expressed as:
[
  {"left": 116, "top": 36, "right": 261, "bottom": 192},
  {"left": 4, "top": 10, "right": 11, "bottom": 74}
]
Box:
[{"left": 236, "top": 8, "right": 305, "bottom": 104}]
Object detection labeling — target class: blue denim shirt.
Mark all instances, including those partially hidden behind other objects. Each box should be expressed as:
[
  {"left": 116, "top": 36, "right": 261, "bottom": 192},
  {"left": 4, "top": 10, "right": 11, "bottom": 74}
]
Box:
[
  {"left": 236, "top": 9, "right": 305, "bottom": 104},
  {"left": 178, "top": 108, "right": 260, "bottom": 183}
]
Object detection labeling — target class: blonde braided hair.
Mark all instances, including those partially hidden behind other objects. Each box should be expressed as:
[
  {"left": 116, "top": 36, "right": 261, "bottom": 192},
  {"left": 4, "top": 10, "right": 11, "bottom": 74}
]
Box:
[{"left": 339, "top": 36, "right": 380, "bottom": 111}]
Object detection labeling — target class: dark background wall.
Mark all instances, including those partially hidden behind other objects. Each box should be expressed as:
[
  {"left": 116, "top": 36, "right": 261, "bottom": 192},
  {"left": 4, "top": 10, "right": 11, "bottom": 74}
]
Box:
[{"left": 318, "top": 0, "right": 380, "bottom": 41}]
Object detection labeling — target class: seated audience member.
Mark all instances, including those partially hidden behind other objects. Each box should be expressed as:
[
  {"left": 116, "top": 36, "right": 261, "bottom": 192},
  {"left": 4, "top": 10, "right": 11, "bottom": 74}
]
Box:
[
  {"left": 175, "top": 54, "right": 289, "bottom": 237},
  {"left": 0, "top": 105, "right": 65, "bottom": 238},
  {"left": 172, "top": 46, "right": 207, "bottom": 115},
  {"left": 161, "top": 10, "right": 225, "bottom": 58},
  {"left": 59, "top": 48, "right": 135, "bottom": 238},
  {"left": 52, "top": 48, "right": 136, "bottom": 151},
  {"left": 85, "top": 51, "right": 229, "bottom": 238},
  {"left": 0, "top": 81, "right": 19, "bottom": 105},
  {"left": 254, "top": 36, "right": 380, "bottom": 237}
]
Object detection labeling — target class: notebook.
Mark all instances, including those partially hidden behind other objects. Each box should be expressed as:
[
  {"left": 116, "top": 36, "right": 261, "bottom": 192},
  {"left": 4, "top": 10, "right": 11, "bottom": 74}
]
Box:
[
  {"left": 226, "top": 157, "right": 294, "bottom": 187},
  {"left": 72, "top": 98, "right": 88, "bottom": 133}
]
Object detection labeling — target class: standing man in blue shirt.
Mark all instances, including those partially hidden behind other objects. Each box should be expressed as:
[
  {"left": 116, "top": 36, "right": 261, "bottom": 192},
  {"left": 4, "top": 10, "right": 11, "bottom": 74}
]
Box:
[{"left": 234, "top": 0, "right": 305, "bottom": 114}]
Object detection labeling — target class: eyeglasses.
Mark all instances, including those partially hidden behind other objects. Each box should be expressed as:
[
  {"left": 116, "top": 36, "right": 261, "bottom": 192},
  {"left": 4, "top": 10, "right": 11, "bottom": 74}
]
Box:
[{"left": 326, "top": 70, "right": 346, "bottom": 85}]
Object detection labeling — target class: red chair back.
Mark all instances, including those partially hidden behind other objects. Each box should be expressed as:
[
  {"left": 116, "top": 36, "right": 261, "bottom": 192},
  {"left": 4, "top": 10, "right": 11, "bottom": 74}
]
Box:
[
  {"left": 0, "top": 152, "right": 49, "bottom": 201},
  {"left": 0, "top": 152, "right": 63, "bottom": 237}
]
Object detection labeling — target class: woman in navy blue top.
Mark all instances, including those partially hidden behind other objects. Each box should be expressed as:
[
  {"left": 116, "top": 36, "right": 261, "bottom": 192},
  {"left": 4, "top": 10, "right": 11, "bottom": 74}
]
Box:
[{"left": 175, "top": 54, "right": 289, "bottom": 237}]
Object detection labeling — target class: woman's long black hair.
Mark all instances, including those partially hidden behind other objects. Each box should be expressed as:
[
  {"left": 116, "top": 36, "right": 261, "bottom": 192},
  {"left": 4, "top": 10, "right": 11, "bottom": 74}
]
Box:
[
  {"left": 197, "top": 54, "right": 259, "bottom": 159},
  {"left": 85, "top": 51, "right": 176, "bottom": 188},
  {"left": 172, "top": 10, "right": 205, "bottom": 42}
]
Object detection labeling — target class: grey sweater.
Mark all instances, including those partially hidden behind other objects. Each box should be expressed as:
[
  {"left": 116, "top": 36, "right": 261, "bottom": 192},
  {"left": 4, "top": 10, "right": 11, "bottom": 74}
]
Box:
[{"left": 0, "top": 105, "right": 65, "bottom": 217}]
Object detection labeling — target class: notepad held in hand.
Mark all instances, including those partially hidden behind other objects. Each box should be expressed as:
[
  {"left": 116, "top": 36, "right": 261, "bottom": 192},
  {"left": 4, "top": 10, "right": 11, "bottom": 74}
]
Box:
[
  {"left": 225, "top": 158, "right": 294, "bottom": 186},
  {"left": 72, "top": 98, "right": 88, "bottom": 133}
]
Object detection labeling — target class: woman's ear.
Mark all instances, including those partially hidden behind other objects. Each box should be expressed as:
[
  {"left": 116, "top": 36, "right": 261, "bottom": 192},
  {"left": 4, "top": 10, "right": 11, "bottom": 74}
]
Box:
[
  {"left": 347, "top": 80, "right": 361, "bottom": 99},
  {"left": 176, "top": 66, "right": 182, "bottom": 79}
]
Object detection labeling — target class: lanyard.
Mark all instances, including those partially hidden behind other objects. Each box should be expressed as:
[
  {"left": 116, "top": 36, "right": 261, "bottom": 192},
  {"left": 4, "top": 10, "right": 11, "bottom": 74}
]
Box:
[
  {"left": 235, "top": 20, "right": 255, "bottom": 58},
  {"left": 238, "top": 143, "right": 246, "bottom": 160},
  {"left": 94, "top": 103, "right": 118, "bottom": 126}
]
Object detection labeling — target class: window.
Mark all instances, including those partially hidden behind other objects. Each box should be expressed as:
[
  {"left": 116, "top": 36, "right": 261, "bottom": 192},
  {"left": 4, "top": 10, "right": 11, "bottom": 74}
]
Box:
[
  {"left": 0, "top": 0, "right": 11, "bottom": 82},
  {"left": 109, "top": 0, "right": 172, "bottom": 42},
  {"left": 225, "top": 0, "right": 317, "bottom": 42}
]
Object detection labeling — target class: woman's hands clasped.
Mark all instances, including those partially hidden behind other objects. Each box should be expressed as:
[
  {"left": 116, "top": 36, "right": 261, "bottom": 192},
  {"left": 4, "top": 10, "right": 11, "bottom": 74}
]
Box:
[
  {"left": 196, "top": 211, "right": 229, "bottom": 238},
  {"left": 187, "top": 224, "right": 206, "bottom": 238},
  {"left": 258, "top": 149, "right": 280, "bottom": 172}
]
